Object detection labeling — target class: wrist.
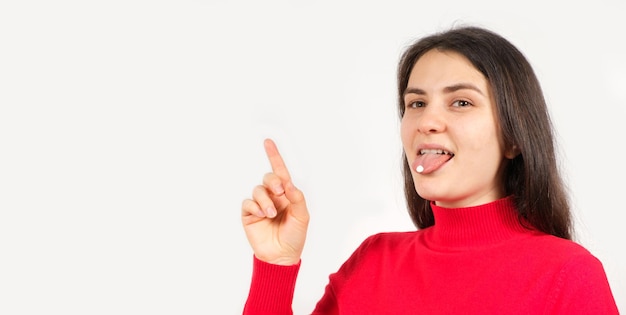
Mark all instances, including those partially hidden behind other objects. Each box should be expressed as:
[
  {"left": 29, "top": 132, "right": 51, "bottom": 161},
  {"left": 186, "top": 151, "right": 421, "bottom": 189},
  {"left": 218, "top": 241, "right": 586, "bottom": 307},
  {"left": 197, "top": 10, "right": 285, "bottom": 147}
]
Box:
[{"left": 255, "top": 254, "right": 301, "bottom": 266}]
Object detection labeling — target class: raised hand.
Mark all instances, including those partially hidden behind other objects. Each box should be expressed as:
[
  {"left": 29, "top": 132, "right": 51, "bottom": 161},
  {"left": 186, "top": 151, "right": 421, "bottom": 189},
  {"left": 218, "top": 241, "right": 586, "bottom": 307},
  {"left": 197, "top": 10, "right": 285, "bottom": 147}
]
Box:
[{"left": 241, "top": 139, "right": 310, "bottom": 266}]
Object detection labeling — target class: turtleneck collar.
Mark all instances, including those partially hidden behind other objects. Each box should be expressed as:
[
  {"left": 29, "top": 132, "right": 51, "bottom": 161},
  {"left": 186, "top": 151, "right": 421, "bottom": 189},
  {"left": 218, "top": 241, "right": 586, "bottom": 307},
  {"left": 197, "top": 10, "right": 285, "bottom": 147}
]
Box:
[{"left": 426, "top": 196, "right": 536, "bottom": 250}]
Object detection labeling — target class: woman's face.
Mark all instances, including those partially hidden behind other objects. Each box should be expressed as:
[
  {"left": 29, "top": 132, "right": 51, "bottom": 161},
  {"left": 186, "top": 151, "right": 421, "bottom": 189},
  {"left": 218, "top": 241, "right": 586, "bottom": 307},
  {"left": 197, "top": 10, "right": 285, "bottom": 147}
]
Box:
[{"left": 401, "top": 49, "right": 512, "bottom": 208}]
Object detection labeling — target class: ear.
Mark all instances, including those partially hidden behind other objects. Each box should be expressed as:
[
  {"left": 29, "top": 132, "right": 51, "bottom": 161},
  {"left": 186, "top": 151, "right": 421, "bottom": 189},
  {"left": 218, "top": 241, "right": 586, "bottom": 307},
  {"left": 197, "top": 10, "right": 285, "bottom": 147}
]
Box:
[{"left": 504, "top": 145, "right": 521, "bottom": 159}]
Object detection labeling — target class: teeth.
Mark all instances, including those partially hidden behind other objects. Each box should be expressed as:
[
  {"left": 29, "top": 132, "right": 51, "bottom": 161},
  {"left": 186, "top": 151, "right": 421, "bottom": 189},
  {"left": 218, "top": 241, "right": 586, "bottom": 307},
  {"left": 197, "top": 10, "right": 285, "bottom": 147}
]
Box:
[{"left": 419, "top": 149, "right": 452, "bottom": 155}]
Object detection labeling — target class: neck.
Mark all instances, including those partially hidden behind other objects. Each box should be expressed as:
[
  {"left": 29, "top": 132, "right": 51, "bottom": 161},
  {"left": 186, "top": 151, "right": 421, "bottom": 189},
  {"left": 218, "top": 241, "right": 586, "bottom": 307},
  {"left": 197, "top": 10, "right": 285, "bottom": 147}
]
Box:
[{"left": 427, "top": 196, "right": 534, "bottom": 249}]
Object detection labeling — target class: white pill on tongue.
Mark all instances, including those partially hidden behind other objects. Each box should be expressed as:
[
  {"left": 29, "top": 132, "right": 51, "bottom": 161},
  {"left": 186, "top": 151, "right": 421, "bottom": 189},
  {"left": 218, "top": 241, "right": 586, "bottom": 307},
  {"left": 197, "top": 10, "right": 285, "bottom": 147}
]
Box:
[{"left": 413, "top": 151, "right": 454, "bottom": 174}]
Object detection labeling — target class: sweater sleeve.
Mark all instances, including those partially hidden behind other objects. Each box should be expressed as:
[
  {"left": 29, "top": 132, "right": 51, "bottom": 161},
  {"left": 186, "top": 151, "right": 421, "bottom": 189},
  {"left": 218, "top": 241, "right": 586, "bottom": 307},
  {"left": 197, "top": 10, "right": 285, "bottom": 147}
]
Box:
[
  {"left": 311, "top": 234, "right": 381, "bottom": 315},
  {"left": 545, "top": 253, "right": 619, "bottom": 315},
  {"left": 242, "top": 255, "right": 301, "bottom": 315},
  {"left": 310, "top": 279, "right": 340, "bottom": 315}
]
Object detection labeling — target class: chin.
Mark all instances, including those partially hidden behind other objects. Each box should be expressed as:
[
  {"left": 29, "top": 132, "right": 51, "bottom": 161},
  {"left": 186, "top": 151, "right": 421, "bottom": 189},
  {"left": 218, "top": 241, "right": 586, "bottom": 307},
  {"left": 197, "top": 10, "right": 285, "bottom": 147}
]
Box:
[
  {"left": 416, "top": 190, "right": 469, "bottom": 207},
  {"left": 414, "top": 185, "right": 448, "bottom": 202},
  {"left": 415, "top": 192, "right": 444, "bottom": 203}
]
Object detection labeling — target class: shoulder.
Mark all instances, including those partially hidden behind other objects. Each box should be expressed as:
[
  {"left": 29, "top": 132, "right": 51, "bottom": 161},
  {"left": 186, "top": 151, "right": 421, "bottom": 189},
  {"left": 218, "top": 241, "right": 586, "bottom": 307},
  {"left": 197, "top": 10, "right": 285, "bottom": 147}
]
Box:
[
  {"left": 344, "top": 230, "right": 425, "bottom": 262},
  {"left": 539, "top": 237, "right": 619, "bottom": 312},
  {"left": 358, "top": 230, "right": 423, "bottom": 249},
  {"left": 332, "top": 230, "right": 422, "bottom": 275},
  {"left": 536, "top": 235, "right": 608, "bottom": 276},
  {"left": 512, "top": 233, "right": 613, "bottom": 284},
  {"left": 520, "top": 233, "right": 596, "bottom": 262}
]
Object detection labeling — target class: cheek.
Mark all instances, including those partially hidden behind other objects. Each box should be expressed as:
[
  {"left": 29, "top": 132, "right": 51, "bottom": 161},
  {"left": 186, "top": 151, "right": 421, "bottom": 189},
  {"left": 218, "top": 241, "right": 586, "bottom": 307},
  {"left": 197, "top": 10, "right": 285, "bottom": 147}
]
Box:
[
  {"left": 400, "top": 116, "right": 413, "bottom": 147},
  {"left": 470, "top": 129, "right": 507, "bottom": 171},
  {"left": 467, "top": 121, "right": 504, "bottom": 152}
]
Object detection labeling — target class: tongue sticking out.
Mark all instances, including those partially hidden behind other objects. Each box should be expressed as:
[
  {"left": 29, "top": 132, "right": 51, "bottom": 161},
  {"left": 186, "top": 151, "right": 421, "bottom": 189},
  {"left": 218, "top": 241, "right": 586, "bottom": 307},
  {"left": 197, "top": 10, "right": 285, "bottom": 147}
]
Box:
[{"left": 413, "top": 153, "right": 453, "bottom": 174}]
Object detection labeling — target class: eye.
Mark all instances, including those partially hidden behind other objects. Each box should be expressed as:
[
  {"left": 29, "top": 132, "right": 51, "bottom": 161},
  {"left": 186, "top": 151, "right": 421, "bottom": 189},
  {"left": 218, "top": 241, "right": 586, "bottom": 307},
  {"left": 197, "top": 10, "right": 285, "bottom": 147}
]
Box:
[
  {"left": 452, "top": 99, "right": 472, "bottom": 107},
  {"left": 406, "top": 100, "right": 426, "bottom": 109}
]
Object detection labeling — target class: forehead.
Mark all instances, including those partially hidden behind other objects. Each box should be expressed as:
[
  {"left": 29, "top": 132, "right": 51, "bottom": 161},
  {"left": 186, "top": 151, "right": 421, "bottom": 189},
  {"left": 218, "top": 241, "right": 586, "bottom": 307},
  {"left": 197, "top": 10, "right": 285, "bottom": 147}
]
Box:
[{"left": 407, "top": 49, "right": 488, "bottom": 90}]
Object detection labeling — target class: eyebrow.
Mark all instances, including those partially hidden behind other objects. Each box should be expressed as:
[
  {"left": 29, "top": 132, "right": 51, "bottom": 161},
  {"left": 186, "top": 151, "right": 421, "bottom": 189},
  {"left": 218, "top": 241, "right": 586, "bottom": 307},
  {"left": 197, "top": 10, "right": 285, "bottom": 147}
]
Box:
[{"left": 403, "top": 83, "right": 485, "bottom": 97}]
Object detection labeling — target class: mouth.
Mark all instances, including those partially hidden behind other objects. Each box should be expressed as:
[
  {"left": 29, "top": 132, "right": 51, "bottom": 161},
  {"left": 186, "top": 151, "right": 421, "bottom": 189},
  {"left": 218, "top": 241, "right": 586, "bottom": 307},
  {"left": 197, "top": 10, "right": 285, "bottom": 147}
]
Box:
[
  {"left": 419, "top": 149, "right": 455, "bottom": 157},
  {"left": 413, "top": 148, "right": 455, "bottom": 174}
]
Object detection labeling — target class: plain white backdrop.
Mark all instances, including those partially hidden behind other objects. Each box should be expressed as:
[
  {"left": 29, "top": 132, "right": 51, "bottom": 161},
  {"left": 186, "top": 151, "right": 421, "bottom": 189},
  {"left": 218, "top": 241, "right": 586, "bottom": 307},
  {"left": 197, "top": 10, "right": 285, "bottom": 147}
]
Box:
[{"left": 1, "top": 1, "right": 624, "bottom": 314}]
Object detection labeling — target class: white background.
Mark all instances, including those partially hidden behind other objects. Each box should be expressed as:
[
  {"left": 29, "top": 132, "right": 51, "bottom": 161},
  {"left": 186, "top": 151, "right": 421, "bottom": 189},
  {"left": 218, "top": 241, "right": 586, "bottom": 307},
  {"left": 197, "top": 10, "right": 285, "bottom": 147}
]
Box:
[{"left": 1, "top": 1, "right": 624, "bottom": 314}]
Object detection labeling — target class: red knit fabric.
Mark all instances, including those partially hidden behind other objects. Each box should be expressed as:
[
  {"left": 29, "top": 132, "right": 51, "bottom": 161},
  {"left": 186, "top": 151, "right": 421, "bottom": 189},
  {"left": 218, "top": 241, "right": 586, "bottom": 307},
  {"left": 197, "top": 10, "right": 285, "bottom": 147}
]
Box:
[{"left": 244, "top": 197, "right": 619, "bottom": 314}]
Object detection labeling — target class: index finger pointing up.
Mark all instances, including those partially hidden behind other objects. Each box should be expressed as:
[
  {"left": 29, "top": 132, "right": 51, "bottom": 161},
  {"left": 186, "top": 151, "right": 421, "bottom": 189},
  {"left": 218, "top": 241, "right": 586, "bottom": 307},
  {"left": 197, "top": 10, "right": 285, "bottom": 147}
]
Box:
[
  {"left": 264, "top": 138, "right": 292, "bottom": 182},
  {"left": 262, "top": 138, "right": 308, "bottom": 219}
]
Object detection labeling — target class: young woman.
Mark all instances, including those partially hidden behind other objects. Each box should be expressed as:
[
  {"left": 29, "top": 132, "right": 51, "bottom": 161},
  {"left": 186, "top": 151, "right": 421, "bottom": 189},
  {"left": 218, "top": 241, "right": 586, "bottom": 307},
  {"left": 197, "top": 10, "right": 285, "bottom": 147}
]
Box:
[{"left": 240, "top": 26, "right": 619, "bottom": 314}]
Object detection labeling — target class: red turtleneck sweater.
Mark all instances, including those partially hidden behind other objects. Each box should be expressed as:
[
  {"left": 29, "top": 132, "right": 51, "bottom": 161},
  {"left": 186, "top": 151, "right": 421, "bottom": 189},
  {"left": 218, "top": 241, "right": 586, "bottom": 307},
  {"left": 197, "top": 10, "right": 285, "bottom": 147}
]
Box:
[{"left": 243, "top": 198, "right": 619, "bottom": 314}]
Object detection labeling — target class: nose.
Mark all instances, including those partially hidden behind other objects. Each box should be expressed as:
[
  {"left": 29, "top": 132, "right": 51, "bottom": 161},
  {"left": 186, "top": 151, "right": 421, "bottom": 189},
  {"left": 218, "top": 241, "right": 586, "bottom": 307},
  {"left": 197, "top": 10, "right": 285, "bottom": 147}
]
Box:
[{"left": 416, "top": 104, "right": 445, "bottom": 134}]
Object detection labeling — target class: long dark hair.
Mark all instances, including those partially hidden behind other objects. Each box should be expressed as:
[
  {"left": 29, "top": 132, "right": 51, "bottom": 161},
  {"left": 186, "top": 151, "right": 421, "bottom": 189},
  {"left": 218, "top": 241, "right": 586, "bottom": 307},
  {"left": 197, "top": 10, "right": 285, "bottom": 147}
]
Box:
[{"left": 397, "top": 26, "right": 573, "bottom": 240}]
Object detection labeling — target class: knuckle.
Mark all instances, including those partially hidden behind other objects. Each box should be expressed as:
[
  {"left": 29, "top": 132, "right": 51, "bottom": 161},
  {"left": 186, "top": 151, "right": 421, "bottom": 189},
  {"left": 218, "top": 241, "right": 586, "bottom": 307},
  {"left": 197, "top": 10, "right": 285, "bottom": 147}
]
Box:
[
  {"left": 241, "top": 198, "right": 254, "bottom": 208},
  {"left": 263, "top": 172, "right": 280, "bottom": 185},
  {"left": 252, "top": 185, "right": 272, "bottom": 204},
  {"left": 241, "top": 199, "right": 260, "bottom": 215},
  {"left": 252, "top": 185, "right": 267, "bottom": 196}
]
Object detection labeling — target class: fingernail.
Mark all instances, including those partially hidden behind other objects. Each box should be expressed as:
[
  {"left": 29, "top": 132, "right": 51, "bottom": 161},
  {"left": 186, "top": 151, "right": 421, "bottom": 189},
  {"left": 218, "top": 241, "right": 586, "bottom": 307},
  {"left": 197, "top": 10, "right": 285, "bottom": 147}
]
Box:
[
  {"left": 257, "top": 210, "right": 266, "bottom": 217},
  {"left": 266, "top": 206, "right": 277, "bottom": 218}
]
